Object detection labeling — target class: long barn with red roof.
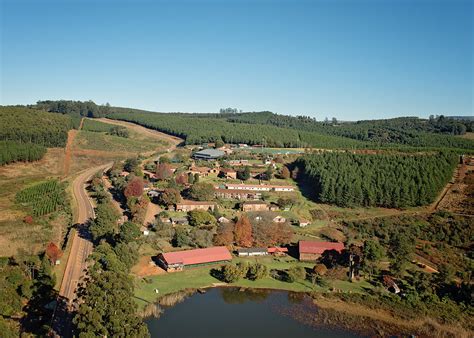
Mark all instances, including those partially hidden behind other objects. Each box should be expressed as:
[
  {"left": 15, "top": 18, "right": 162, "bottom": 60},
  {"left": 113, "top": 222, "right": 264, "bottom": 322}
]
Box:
[
  {"left": 298, "top": 240, "right": 345, "bottom": 261},
  {"left": 157, "top": 246, "right": 232, "bottom": 272}
]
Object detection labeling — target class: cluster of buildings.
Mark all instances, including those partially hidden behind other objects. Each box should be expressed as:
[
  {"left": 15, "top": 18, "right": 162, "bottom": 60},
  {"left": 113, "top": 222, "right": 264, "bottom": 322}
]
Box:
[{"left": 156, "top": 240, "right": 344, "bottom": 272}]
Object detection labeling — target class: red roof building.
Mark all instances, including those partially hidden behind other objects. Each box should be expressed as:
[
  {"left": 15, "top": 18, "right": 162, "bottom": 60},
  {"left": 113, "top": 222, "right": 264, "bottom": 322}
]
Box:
[
  {"left": 157, "top": 246, "right": 232, "bottom": 271},
  {"left": 267, "top": 247, "right": 288, "bottom": 256},
  {"left": 298, "top": 241, "right": 344, "bottom": 261}
]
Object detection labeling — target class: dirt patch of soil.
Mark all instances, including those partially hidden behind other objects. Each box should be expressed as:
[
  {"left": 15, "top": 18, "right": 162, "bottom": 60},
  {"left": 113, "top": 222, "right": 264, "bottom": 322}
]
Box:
[
  {"left": 436, "top": 156, "right": 474, "bottom": 214},
  {"left": 132, "top": 256, "right": 166, "bottom": 277},
  {"left": 143, "top": 202, "right": 162, "bottom": 226}
]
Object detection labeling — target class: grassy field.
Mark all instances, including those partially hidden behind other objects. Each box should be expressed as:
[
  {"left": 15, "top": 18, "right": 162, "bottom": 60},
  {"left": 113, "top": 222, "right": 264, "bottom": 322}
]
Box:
[
  {"left": 0, "top": 148, "right": 68, "bottom": 256},
  {"left": 133, "top": 255, "right": 371, "bottom": 308},
  {"left": 74, "top": 130, "right": 164, "bottom": 153}
]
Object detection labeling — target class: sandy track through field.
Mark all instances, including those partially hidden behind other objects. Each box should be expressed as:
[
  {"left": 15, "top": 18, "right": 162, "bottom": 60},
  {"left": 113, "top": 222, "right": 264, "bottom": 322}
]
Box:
[
  {"left": 62, "top": 118, "right": 83, "bottom": 177},
  {"left": 96, "top": 117, "right": 183, "bottom": 146}
]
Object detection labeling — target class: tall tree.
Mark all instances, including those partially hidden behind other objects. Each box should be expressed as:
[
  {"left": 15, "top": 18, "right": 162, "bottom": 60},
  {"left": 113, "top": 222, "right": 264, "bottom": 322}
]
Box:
[{"left": 234, "top": 215, "right": 253, "bottom": 247}]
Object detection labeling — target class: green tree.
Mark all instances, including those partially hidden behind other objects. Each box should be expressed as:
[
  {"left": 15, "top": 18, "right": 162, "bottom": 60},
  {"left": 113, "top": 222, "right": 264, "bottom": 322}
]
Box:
[
  {"left": 189, "top": 182, "right": 214, "bottom": 201},
  {"left": 74, "top": 270, "right": 149, "bottom": 337},
  {"left": 237, "top": 166, "right": 251, "bottom": 181},
  {"left": 363, "top": 239, "right": 384, "bottom": 261},
  {"left": 118, "top": 222, "right": 141, "bottom": 243},
  {"left": 158, "top": 188, "right": 181, "bottom": 206},
  {"left": 215, "top": 138, "right": 225, "bottom": 148},
  {"left": 247, "top": 263, "right": 268, "bottom": 280},
  {"left": 188, "top": 210, "right": 215, "bottom": 227},
  {"left": 264, "top": 165, "right": 273, "bottom": 180},
  {"left": 287, "top": 266, "right": 306, "bottom": 283},
  {"left": 90, "top": 201, "right": 120, "bottom": 242},
  {"left": 222, "top": 263, "right": 248, "bottom": 283}
]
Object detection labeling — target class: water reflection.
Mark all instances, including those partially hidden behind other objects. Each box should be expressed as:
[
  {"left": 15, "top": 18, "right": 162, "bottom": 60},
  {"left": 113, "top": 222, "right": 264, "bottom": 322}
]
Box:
[
  {"left": 146, "top": 288, "right": 363, "bottom": 338},
  {"left": 220, "top": 288, "right": 270, "bottom": 304}
]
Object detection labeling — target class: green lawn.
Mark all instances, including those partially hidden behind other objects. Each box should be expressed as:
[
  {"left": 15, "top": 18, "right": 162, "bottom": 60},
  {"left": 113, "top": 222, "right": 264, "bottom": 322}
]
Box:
[{"left": 133, "top": 255, "right": 371, "bottom": 308}]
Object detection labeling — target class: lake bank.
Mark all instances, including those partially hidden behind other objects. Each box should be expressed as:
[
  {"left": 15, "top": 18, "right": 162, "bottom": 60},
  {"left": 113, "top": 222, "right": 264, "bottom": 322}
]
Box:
[{"left": 143, "top": 287, "right": 472, "bottom": 338}]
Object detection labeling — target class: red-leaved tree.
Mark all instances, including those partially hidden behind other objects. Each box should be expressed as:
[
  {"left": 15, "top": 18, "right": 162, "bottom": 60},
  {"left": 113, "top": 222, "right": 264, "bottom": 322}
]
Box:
[
  {"left": 214, "top": 223, "right": 235, "bottom": 246},
  {"left": 234, "top": 215, "right": 253, "bottom": 247},
  {"left": 175, "top": 173, "right": 188, "bottom": 185},
  {"left": 45, "top": 242, "right": 62, "bottom": 264},
  {"left": 124, "top": 177, "right": 144, "bottom": 198},
  {"left": 156, "top": 163, "right": 173, "bottom": 180}
]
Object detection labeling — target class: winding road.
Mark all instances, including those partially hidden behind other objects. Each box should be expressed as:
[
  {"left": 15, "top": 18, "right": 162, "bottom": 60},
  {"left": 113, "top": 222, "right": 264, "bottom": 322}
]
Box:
[{"left": 59, "top": 163, "right": 112, "bottom": 303}]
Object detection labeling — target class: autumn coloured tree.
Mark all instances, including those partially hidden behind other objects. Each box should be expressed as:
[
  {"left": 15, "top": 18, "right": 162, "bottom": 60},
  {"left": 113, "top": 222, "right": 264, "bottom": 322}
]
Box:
[
  {"left": 155, "top": 163, "right": 173, "bottom": 180},
  {"left": 214, "top": 223, "right": 234, "bottom": 246},
  {"left": 175, "top": 173, "right": 188, "bottom": 185},
  {"left": 234, "top": 215, "right": 253, "bottom": 247},
  {"left": 124, "top": 177, "right": 144, "bottom": 199},
  {"left": 45, "top": 242, "right": 62, "bottom": 264},
  {"left": 253, "top": 221, "right": 292, "bottom": 247},
  {"left": 280, "top": 166, "right": 290, "bottom": 179}
]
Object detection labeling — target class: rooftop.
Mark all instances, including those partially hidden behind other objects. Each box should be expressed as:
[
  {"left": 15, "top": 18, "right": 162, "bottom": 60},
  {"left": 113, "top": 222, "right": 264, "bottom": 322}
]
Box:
[
  {"left": 177, "top": 200, "right": 216, "bottom": 206},
  {"left": 193, "top": 149, "right": 225, "bottom": 158},
  {"left": 299, "top": 241, "right": 344, "bottom": 254},
  {"left": 237, "top": 247, "right": 268, "bottom": 253}
]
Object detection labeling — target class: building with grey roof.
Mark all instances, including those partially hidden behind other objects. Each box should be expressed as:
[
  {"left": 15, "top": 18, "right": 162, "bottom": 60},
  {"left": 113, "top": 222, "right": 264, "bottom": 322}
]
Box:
[{"left": 192, "top": 148, "right": 225, "bottom": 160}]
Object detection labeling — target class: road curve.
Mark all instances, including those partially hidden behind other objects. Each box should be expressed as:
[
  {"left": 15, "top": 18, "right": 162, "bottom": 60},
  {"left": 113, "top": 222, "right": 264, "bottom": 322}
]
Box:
[{"left": 59, "top": 162, "right": 112, "bottom": 303}]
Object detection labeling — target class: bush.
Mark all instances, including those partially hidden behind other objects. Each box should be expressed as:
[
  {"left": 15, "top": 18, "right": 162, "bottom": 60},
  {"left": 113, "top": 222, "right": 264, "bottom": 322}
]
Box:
[
  {"left": 247, "top": 263, "right": 269, "bottom": 281},
  {"left": 287, "top": 266, "right": 306, "bottom": 283},
  {"left": 222, "top": 263, "right": 248, "bottom": 283}
]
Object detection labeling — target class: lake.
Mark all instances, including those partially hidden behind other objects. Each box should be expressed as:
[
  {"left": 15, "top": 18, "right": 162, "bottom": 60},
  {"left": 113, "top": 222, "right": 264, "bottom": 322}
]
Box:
[{"left": 146, "top": 288, "right": 364, "bottom": 338}]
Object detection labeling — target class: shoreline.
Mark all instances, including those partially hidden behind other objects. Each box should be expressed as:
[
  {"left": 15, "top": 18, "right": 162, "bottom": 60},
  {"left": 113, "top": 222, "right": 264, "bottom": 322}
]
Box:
[{"left": 139, "top": 285, "right": 472, "bottom": 338}]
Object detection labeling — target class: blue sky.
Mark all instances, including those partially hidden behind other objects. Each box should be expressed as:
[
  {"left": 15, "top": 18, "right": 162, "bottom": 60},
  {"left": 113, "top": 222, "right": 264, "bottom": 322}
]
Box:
[{"left": 1, "top": 0, "right": 472, "bottom": 120}]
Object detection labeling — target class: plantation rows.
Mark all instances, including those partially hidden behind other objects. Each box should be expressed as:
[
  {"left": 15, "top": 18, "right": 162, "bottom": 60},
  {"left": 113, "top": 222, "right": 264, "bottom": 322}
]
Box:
[
  {"left": 0, "top": 141, "right": 47, "bottom": 165},
  {"left": 296, "top": 151, "right": 458, "bottom": 208},
  {"left": 82, "top": 119, "right": 115, "bottom": 132},
  {"left": 16, "top": 180, "right": 65, "bottom": 216}
]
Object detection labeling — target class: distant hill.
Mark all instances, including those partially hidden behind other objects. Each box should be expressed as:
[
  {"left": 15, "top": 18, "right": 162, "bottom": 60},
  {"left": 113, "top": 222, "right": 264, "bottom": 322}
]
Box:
[
  {"left": 28, "top": 100, "right": 474, "bottom": 152},
  {"left": 447, "top": 116, "right": 474, "bottom": 121}
]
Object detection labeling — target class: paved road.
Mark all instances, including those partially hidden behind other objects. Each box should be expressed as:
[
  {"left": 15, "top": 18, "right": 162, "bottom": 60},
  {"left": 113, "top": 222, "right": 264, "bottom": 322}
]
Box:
[{"left": 59, "top": 163, "right": 112, "bottom": 303}]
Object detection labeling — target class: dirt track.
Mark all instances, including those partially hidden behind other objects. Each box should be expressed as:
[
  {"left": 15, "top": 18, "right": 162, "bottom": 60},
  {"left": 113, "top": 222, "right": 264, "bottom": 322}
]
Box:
[{"left": 96, "top": 117, "right": 183, "bottom": 147}]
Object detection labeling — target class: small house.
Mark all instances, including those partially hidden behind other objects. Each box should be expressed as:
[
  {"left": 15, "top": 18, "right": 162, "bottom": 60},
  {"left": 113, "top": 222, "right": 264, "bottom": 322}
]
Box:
[
  {"left": 218, "top": 168, "right": 237, "bottom": 179},
  {"left": 273, "top": 216, "right": 286, "bottom": 223},
  {"left": 267, "top": 247, "right": 288, "bottom": 256},
  {"left": 241, "top": 201, "right": 269, "bottom": 212},
  {"left": 170, "top": 217, "right": 189, "bottom": 226},
  {"left": 218, "top": 216, "right": 230, "bottom": 224},
  {"left": 237, "top": 248, "right": 268, "bottom": 257},
  {"left": 175, "top": 200, "right": 216, "bottom": 212},
  {"left": 298, "top": 219, "right": 311, "bottom": 227},
  {"left": 214, "top": 188, "right": 262, "bottom": 200}
]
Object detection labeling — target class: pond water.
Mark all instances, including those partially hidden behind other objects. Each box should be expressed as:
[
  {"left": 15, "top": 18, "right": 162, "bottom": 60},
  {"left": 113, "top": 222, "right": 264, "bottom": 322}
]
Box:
[{"left": 146, "top": 288, "right": 364, "bottom": 338}]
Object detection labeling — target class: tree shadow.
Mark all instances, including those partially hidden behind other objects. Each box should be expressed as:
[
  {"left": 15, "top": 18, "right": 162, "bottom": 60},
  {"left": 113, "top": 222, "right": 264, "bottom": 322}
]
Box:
[{"left": 209, "top": 267, "right": 225, "bottom": 281}]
